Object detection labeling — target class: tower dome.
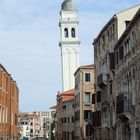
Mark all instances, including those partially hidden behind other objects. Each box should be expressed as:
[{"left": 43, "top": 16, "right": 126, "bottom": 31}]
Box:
[{"left": 61, "top": 0, "right": 75, "bottom": 11}]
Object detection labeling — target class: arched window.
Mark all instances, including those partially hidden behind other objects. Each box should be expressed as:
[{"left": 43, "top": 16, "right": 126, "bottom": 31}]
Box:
[
  {"left": 64, "top": 28, "right": 68, "bottom": 38},
  {"left": 71, "top": 28, "right": 76, "bottom": 38}
]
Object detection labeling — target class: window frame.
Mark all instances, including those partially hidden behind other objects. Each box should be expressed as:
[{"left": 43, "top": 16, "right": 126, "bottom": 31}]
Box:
[{"left": 84, "top": 73, "right": 91, "bottom": 82}]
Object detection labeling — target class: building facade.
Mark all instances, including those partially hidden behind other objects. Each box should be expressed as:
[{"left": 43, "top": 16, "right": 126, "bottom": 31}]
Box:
[
  {"left": 18, "top": 112, "right": 50, "bottom": 140},
  {"left": 114, "top": 8, "right": 140, "bottom": 140},
  {"left": 93, "top": 4, "right": 140, "bottom": 140},
  {"left": 61, "top": 91, "right": 75, "bottom": 140},
  {"left": 59, "top": 0, "right": 80, "bottom": 92},
  {"left": 74, "top": 65, "right": 94, "bottom": 140},
  {"left": 0, "top": 64, "right": 19, "bottom": 140},
  {"left": 56, "top": 89, "right": 75, "bottom": 140}
]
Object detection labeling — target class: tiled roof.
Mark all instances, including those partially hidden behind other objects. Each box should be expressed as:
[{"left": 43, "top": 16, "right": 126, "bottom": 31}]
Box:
[{"left": 59, "top": 89, "right": 75, "bottom": 102}]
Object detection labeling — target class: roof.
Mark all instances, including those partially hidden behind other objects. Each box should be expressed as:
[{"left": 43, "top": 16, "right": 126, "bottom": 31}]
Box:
[
  {"left": 61, "top": 0, "right": 75, "bottom": 11},
  {"left": 59, "top": 89, "right": 75, "bottom": 96},
  {"left": 62, "top": 95, "right": 74, "bottom": 102},
  {"left": 0, "top": 63, "right": 17, "bottom": 85},
  {"left": 58, "top": 89, "right": 75, "bottom": 103},
  {"left": 0, "top": 64, "right": 9, "bottom": 75},
  {"left": 93, "top": 4, "right": 140, "bottom": 45},
  {"left": 93, "top": 16, "right": 116, "bottom": 45},
  {"left": 50, "top": 105, "right": 56, "bottom": 110},
  {"left": 116, "top": 4, "right": 140, "bottom": 15},
  {"left": 74, "top": 64, "right": 94, "bottom": 76},
  {"left": 114, "top": 8, "right": 140, "bottom": 50}
]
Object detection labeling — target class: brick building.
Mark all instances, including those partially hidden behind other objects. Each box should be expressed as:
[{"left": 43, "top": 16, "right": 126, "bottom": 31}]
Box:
[{"left": 0, "top": 64, "right": 19, "bottom": 140}]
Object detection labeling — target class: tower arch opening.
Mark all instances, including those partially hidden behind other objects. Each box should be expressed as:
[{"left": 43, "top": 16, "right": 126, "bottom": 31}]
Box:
[
  {"left": 71, "top": 28, "right": 76, "bottom": 38},
  {"left": 64, "top": 28, "right": 69, "bottom": 38}
]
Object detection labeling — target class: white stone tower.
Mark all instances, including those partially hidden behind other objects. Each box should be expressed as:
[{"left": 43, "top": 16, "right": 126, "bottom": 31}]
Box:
[{"left": 59, "top": 0, "right": 80, "bottom": 92}]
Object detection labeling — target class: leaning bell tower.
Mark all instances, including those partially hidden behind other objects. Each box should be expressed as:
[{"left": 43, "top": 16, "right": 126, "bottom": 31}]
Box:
[{"left": 59, "top": 0, "right": 80, "bottom": 92}]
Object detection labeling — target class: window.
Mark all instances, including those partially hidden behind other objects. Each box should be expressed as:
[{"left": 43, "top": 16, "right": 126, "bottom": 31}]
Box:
[
  {"left": 15, "top": 113, "right": 17, "bottom": 125},
  {"left": 116, "top": 51, "right": 119, "bottom": 65},
  {"left": 132, "top": 68, "right": 135, "bottom": 78},
  {"left": 92, "top": 94, "right": 96, "bottom": 104},
  {"left": 85, "top": 73, "right": 91, "bottom": 82},
  {"left": 67, "top": 132, "right": 69, "bottom": 140},
  {"left": 71, "top": 28, "right": 76, "bottom": 38},
  {"left": 4, "top": 73, "right": 6, "bottom": 91},
  {"left": 2, "top": 107, "right": 4, "bottom": 123},
  {"left": 6, "top": 76, "right": 8, "bottom": 92},
  {"left": 12, "top": 83, "right": 14, "bottom": 97},
  {"left": 30, "top": 129, "right": 33, "bottom": 133},
  {"left": 64, "top": 117, "right": 66, "bottom": 123},
  {"left": 132, "top": 31, "right": 135, "bottom": 46},
  {"left": 62, "top": 105, "right": 66, "bottom": 109},
  {"left": 6, "top": 107, "right": 8, "bottom": 124},
  {"left": 125, "top": 20, "right": 130, "bottom": 28},
  {"left": 64, "top": 28, "right": 68, "bottom": 38},
  {"left": 119, "top": 46, "right": 124, "bottom": 60},
  {"left": 0, "top": 106, "right": 1, "bottom": 123},
  {"left": 107, "top": 30, "right": 109, "bottom": 37},
  {"left": 110, "top": 82, "right": 112, "bottom": 95},
  {"left": 84, "top": 110, "right": 92, "bottom": 120},
  {"left": 109, "top": 52, "right": 115, "bottom": 70},
  {"left": 67, "top": 117, "right": 70, "bottom": 123},
  {"left": 84, "top": 92, "right": 91, "bottom": 104},
  {"left": 71, "top": 116, "right": 74, "bottom": 123},
  {"left": 75, "top": 110, "right": 80, "bottom": 121},
  {"left": 97, "top": 91, "right": 101, "bottom": 102},
  {"left": 112, "top": 24, "right": 115, "bottom": 31}
]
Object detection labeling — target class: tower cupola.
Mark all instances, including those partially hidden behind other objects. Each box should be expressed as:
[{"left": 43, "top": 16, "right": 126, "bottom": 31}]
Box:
[{"left": 61, "top": 0, "right": 75, "bottom": 11}]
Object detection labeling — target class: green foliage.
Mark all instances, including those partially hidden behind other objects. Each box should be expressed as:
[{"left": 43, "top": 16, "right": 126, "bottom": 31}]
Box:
[{"left": 51, "top": 121, "right": 55, "bottom": 140}]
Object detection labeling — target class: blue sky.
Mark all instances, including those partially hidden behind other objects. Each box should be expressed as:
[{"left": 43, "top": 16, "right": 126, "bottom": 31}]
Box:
[{"left": 0, "top": 0, "right": 139, "bottom": 112}]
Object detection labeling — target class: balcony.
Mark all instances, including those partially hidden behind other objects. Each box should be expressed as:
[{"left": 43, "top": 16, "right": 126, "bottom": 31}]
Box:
[
  {"left": 116, "top": 93, "right": 131, "bottom": 115},
  {"left": 97, "top": 73, "right": 107, "bottom": 88}
]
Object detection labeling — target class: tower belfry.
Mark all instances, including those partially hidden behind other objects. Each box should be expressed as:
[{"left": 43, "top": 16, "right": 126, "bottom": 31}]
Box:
[{"left": 59, "top": 0, "right": 80, "bottom": 92}]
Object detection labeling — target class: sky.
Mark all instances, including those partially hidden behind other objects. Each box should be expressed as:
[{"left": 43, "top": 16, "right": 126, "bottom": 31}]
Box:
[{"left": 0, "top": 0, "right": 139, "bottom": 112}]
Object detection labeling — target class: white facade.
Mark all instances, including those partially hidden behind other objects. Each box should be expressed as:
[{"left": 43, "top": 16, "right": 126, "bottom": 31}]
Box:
[
  {"left": 116, "top": 4, "right": 140, "bottom": 39},
  {"left": 59, "top": 0, "right": 80, "bottom": 92},
  {"left": 20, "top": 122, "right": 30, "bottom": 139}
]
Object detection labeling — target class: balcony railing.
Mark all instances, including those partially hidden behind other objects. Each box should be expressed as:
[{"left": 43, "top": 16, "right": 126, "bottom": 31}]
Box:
[
  {"left": 97, "top": 73, "right": 107, "bottom": 88},
  {"left": 116, "top": 93, "right": 131, "bottom": 115}
]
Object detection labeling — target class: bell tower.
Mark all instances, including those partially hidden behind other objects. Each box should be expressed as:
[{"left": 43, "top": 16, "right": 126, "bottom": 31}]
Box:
[{"left": 59, "top": 0, "right": 80, "bottom": 92}]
